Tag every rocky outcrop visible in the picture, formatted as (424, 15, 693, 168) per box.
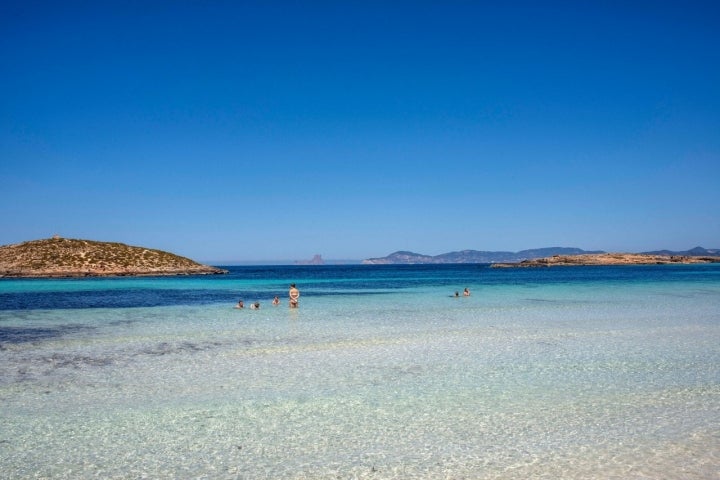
(491, 253, 720, 268)
(295, 254, 325, 265)
(0, 237, 227, 277)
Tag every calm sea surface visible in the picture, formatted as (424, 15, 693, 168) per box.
(1, 264, 719, 479)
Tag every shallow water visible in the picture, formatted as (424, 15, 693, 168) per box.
(1, 264, 719, 478)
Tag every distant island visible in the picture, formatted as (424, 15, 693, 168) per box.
(0, 237, 227, 278)
(492, 252, 720, 267)
(363, 246, 720, 265)
(363, 247, 604, 264)
(295, 254, 325, 265)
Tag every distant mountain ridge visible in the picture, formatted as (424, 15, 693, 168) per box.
(363, 246, 720, 264)
(642, 246, 720, 256)
(492, 252, 720, 268)
(363, 247, 605, 264)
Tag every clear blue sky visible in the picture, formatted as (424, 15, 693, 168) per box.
(2, 1, 719, 262)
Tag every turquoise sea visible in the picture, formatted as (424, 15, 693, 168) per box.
(1, 264, 719, 479)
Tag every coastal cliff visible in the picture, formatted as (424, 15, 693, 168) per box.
(491, 253, 720, 268)
(0, 237, 227, 277)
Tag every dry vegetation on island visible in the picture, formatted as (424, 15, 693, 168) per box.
(492, 253, 720, 268)
(0, 237, 227, 278)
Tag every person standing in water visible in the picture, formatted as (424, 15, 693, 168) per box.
(289, 284, 300, 308)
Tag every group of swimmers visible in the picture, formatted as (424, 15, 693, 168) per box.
(234, 300, 263, 309)
(236, 284, 469, 308)
(234, 283, 301, 310)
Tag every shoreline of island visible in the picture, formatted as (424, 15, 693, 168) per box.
(491, 253, 720, 268)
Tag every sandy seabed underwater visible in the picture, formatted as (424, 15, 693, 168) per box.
(1, 264, 719, 479)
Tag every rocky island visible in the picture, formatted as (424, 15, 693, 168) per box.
(492, 252, 720, 268)
(0, 237, 227, 278)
